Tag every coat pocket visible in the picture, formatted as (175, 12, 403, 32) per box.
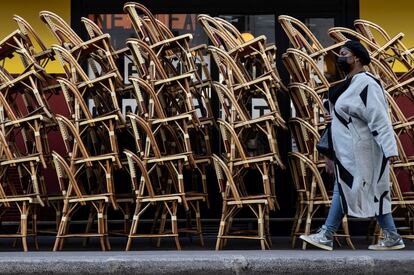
(348, 121, 361, 142)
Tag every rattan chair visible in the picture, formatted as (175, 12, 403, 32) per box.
(288, 151, 354, 249)
(212, 154, 271, 250)
(52, 151, 112, 251)
(354, 19, 414, 71)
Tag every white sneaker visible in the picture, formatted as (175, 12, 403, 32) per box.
(368, 231, 405, 250)
(300, 226, 333, 251)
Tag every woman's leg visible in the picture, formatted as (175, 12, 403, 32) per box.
(376, 212, 397, 233)
(368, 212, 404, 250)
(300, 182, 344, 250)
(324, 182, 345, 234)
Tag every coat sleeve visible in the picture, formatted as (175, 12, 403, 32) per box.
(354, 80, 398, 158)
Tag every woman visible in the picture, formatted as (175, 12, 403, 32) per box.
(300, 40, 404, 251)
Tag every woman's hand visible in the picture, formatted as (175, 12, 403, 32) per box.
(388, 156, 399, 163)
(325, 156, 335, 175)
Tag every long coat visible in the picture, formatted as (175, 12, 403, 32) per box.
(331, 72, 398, 218)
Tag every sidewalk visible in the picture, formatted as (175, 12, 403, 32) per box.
(0, 250, 413, 274)
(0, 237, 412, 274)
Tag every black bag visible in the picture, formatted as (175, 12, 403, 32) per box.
(316, 123, 333, 159)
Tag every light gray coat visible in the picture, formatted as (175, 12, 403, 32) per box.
(331, 72, 398, 218)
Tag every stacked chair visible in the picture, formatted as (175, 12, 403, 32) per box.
(44, 10, 124, 250)
(279, 15, 355, 249)
(198, 14, 286, 250)
(0, 14, 61, 251)
(122, 2, 213, 250)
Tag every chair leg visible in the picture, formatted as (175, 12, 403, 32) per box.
(32, 205, 39, 251)
(292, 204, 306, 248)
(59, 216, 71, 251)
(156, 204, 168, 248)
(222, 220, 232, 248)
(185, 207, 192, 243)
(265, 205, 272, 248)
(290, 201, 300, 243)
(302, 202, 314, 250)
(258, 204, 266, 250)
(171, 201, 181, 250)
(195, 201, 204, 246)
(342, 216, 355, 249)
(373, 223, 382, 245)
(123, 202, 131, 234)
(216, 203, 229, 250)
(104, 205, 111, 250)
(82, 207, 95, 247)
(13, 224, 21, 248)
(53, 214, 66, 251)
(150, 204, 162, 235)
(21, 202, 29, 252)
(126, 201, 142, 251)
(55, 201, 62, 232)
(97, 203, 106, 251)
(59, 204, 74, 251)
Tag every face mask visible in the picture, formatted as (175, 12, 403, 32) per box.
(337, 56, 352, 73)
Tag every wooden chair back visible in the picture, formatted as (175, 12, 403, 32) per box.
(197, 14, 238, 50)
(278, 15, 325, 57)
(212, 154, 242, 206)
(213, 17, 246, 45)
(355, 19, 414, 69)
(123, 2, 164, 45)
(208, 45, 250, 85)
(13, 15, 52, 64)
(126, 38, 169, 81)
(288, 117, 322, 163)
(123, 149, 156, 198)
(57, 77, 94, 122)
(52, 45, 90, 84)
(288, 82, 329, 127)
(212, 81, 250, 124)
(217, 119, 248, 162)
(129, 76, 167, 119)
(55, 114, 91, 161)
(127, 113, 162, 159)
(282, 48, 331, 96)
(40, 11, 84, 49)
(288, 151, 329, 202)
(51, 151, 85, 203)
(81, 17, 105, 39)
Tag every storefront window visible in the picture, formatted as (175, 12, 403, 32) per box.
(218, 15, 275, 44)
(303, 18, 335, 47)
(304, 18, 337, 80)
(87, 13, 211, 116)
(87, 14, 208, 48)
(217, 15, 275, 119)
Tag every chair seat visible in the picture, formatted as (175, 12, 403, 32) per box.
(227, 35, 267, 56)
(66, 194, 111, 203)
(136, 193, 182, 203)
(225, 194, 270, 205)
(150, 33, 193, 51)
(0, 155, 41, 166)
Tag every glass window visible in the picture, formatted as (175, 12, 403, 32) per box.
(87, 13, 211, 116)
(303, 18, 335, 47)
(87, 14, 208, 48)
(218, 15, 275, 119)
(219, 15, 275, 44)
